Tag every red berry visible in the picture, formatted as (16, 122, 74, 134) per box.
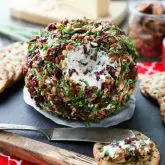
(47, 23, 56, 31)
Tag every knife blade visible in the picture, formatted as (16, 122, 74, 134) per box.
(0, 124, 135, 143)
(48, 128, 135, 143)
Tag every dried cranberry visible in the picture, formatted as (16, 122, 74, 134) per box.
(110, 87, 117, 94)
(38, 60, 44, 67)
(71, 88, 78, 95)
(83, 45, 87, 54)
(42, 84, 47, 89)
(107, 66, 116, 78)
(71, 83, 77, 88)
(47, 23, 56, 31)
(36, 56, 42, 61)
(22, 67, 28, 75)
(125, 154, 132, 161)
(29, 77, 38, 93)
(125, 70, 137, 79)
(101, 82, 105, 90)
(118, 29, 124, 35)
(53, 48, 62, 58)
(47, 48, 59, 60)
(108, 36, 116, 44)
(53, 95, 63, 105)
(63, 20, 69, 25)
(110, 43, 118, 48)
(97, 34, 107, 44)
(27, 59, 33, 68)
(29, 86, 35, 94)
(54, 67, 62, 79)
(55, 58, 60, 64)
(125, 138, 137, 144)
(30, 77, 38, 87)
(29, 38, 37, 42)
(99, 68, 106, 75)
(35, 95, 44, 102)
(59, 54, 65, 60)
(85, 90, 92, 97)
(47, 48, 52, 56)
(40, 38, 47, 43)
(75, 29, 86, 33)
(135, 149, 141, 158)
(62, 44, 67, 50)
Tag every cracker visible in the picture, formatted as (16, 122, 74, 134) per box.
(93, 130, 160, 165)
(140, 72, 165, 122)
(0, 67, 10, 93)
(157, 83, 165, 123)
(10, 62, 23, 81)
(0, 42, 27, 93)
(0, 60, 15, 87)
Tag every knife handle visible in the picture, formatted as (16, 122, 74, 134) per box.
(0, 124, 50, 140)
(0, 131, 96, 165)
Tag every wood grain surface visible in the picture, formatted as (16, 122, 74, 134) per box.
(0, 131, 96, 165)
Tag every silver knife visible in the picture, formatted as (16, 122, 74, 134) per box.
(0, 124, 135, 143)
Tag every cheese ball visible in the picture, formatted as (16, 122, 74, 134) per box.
(24, 18, 137, 122)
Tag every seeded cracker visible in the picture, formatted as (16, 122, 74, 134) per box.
(93, 131, 160, 165)
(140, 72, 165, 123)
(0, 67, 10, 93)
(0, 42, 27, 93)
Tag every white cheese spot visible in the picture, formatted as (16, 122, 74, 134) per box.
(100, 139, 152, 159)
(101, 145, 121, 158)
(65, 43, 110, 89)
(45, 78, 51, 84)
(40, 49, 47, 59)
(118, 141, 125, 148)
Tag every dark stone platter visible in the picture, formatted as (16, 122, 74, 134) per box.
(0, 81, 165, 164)
(0, 1, 164, 164)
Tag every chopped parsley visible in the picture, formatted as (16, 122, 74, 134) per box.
(30, 68, 36, 76)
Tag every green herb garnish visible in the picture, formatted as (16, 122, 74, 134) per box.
(84, 121, 90, 127)
(42, 44, 49, 51)
(30, 68, 36, 76)
(28, 43, 36, 54)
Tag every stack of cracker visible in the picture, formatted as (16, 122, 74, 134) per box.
(140, 72, 165, 122)
(0, 42, 27, 93)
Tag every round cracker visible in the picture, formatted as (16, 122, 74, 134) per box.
(12, 62, 23, 81)
(93, 131, 160, 165)
(0, 60, 15, 87)
(0, 42, 24, 59)
(140, 73, 165, 123)
(0, 42, 27, 82)
(0, 67, 10, 93)
(0, 42, 27, 94)
(140, 73, 165, 100)
(157, 84, 165, 123)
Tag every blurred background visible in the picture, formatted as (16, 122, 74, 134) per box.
(0, 0, 165, 65)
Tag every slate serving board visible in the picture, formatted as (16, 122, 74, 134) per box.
(0, 81, 165, 164)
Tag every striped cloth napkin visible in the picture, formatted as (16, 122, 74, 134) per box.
(137, 62, 165, 75)
(137, 39, 165, 79)
(0, 153, 34, 165)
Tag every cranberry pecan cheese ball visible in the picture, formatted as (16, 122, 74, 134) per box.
(24, 18, 137, 122)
